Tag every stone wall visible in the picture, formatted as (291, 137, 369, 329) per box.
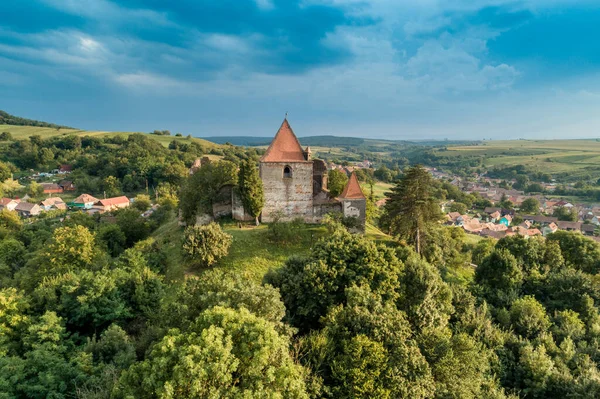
(260, 161, 314, 222)
(342, 198, 367, 231)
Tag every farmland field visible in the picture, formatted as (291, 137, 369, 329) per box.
(437, 139, 600, 177)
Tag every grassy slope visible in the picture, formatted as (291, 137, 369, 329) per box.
(151, 218, 329, 283)
(438, 139, 600, 176)
(0, 124, 219, 149)
(152, 217, 401, 285)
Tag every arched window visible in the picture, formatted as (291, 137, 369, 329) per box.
(283, 165, 292, 178)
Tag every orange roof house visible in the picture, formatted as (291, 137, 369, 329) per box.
(94, 196, 130, 212)
(260, 119, 309, 162)
(338, 172, 366, 200)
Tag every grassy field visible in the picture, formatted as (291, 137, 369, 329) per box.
(152, 216, 399, 284)
(0, 124, 220, 149)
(151, 217, 329, 283)
(438, 139, 600, 178)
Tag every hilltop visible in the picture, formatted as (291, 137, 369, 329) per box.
(0, 110, 73, 129)
(0, 110, 219, 149)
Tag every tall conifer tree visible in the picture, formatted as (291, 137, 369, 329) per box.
(238, 159, 264, 225)
(384, 165, 442, 254)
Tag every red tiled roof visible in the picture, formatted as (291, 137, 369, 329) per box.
(338, 172, 365, 200)
(74, 194, 99, 204)
(260, 119, 307, 162)
(97, 196, 129, 206)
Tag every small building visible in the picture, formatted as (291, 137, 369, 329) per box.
(499, 214, 512, 226)
(542, 222, 559, 236)
(41, 183, 64, 194)
(581, 224, 596, 236)
(15, 202, 41, 217)
(59, 164, 73, 173)
(557, 221, 582, 232)
(40, 197, 67, 211)
(93, 196, 130, 212)
(72, 194, 99, 209)
(58, 180, 76, 192)
(0, 198, 20, 211)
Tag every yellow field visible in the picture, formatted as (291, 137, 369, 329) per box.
(439, 139, 600, 176)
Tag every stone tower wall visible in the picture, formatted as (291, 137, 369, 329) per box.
(342, 198, 367, 231)
(260, 161, 313, 222)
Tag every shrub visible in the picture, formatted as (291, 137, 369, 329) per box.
(267, 215, 304, 244)
(183, 222, 232, 267)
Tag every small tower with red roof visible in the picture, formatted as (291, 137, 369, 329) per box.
(337, 172, 367, 229)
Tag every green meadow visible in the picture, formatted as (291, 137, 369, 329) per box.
(0, 124, 219, 149)
(438, 139, 600, 177)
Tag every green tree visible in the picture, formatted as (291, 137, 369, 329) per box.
(132, 194, 151, 212)
(161, 269, 288, 333)
(238, 159, 264, 225)
(520, 197, 540, 214)
(183, 222, 233, 267)
(27, 181, 44, 197)
(119, 306, 309, 398)
(0, 208, 22, 232)
(97, 223, 127, 257)
(300, 285, 435, 398)
(266, 229, 402, 332)
(509, 296, 551, 339)
(553, 206, 578, 222)
(384, 165, 442, 254)
(475, 249, 523, 307)
(328, 169, 348, 197)
(42, 225, 96, 273)
(179, 161, 237, 224)
(116, 208, 150, 247)
(102, 176, 121, 197)
(448, 202, 467, 214)
(0, 161, 10, 181)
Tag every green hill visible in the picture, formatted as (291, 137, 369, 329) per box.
(0, 110, 73, 129)
(0, 124, 220, 149)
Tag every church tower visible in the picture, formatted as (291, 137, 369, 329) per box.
(260, 119, 314, 222)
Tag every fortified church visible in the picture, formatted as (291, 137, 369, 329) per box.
(204, 118, 366, 227)
(259, 118, 366, 226)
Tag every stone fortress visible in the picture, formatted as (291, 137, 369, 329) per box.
(206, 118, 366, 227)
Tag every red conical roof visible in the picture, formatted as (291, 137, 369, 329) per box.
(261, 119, 307, 162)
(338, 172, 365, 199)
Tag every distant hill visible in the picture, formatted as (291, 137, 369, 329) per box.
(203, 135, 373, 147)
(0, 110, 73, 129)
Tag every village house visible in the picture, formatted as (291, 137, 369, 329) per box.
(0, 198, 20, 211)
(41, 183, 63, 194)
(58, 180, 76, 191)
(15, 202, 41, 217)
(499, 214, 512, 226)
(72, 194, 99, 209)
(93, 196, 130, 212)
(557, 221, 582, 232)
(542, 222, 559, 236)
(40, 197, 67, 211)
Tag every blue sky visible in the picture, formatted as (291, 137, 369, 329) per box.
(2, 0, 600, 140)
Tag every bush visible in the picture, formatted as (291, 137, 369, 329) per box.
(133, 194, 151, 212)
(266, 215, 305, 244)
(183, 222, 232, 267)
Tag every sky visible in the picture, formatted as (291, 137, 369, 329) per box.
(2, 0, 600, 140)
